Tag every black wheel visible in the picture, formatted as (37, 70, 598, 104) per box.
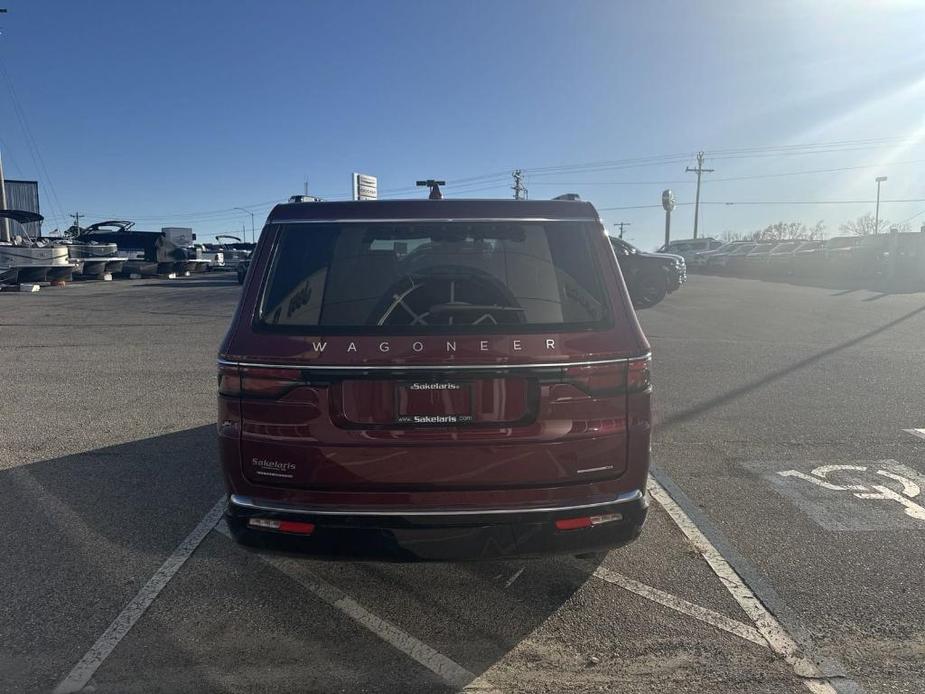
(632, 271, 668, 309)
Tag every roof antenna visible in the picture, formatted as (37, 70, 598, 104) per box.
(416, 179, 445, 200)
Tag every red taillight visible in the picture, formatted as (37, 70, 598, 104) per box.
(627, 356, 651, 392)
(247, 517, 315, 535)
(564, 363, 626, 394)
(240, 366, 304, 399)
(218, 363, 305, 399)
(218, 364, 241, 396)
(555, 512, 622, 531)
(564, 356, 650, 396)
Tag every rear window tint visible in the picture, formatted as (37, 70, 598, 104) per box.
(258, 221, 610, 333)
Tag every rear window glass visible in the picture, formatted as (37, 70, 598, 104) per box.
(258, 221, 610, 333)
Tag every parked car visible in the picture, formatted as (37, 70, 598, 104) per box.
(853, 232, 925, 288)
(707, 242, 756, 273)
(609, 236, 686, 308)
(739, 242, 777, 275)
(218, 197, 652, 561)
(823, 236, 864, 282)
(764, 240, 803, 277)
(789, 240, 826, 280)
(656, 237, 724, 263)
(887, 232, 925, 289)
(853, 234, 891, 282)
(889, 232, 925, 287)
(236, 258, 250, 284)
(692, 240, 750, 272)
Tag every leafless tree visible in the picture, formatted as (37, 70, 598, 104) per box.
(839, 213, 911, 236)
(746, 220, 826, 242)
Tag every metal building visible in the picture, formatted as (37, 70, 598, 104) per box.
(2, 179, 42, 237)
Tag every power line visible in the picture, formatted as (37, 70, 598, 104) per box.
(0, 57, 67, 226)
(598, 197, 925, 211)
(519, 137, 924, 180)
(521, 157, 925, 187)
(61, 134, 925, 226)
(896, 208, 925, 225)
(705, 136, 910, 156)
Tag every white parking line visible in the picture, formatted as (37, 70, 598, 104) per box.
(904, 428, 925, 441)
(53, 497, 226, 694)
(213, 522, 489, 692)
(648, 478, 838, 694)
(581, 562, 768, 647)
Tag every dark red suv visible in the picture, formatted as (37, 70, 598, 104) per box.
(217, 198, 651, 560)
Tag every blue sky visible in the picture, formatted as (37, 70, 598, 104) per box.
(0, 0, 923, 247)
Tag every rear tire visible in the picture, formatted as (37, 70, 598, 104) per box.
(632, 272, 668, 309)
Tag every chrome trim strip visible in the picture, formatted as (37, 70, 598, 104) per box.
(217, 354, 650, 371)
(270, 217, 599, 224)
(229, 489, 643, 517)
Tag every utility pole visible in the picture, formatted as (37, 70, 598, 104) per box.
(70, 212, 82, 236)
(874, 176, 887, 234)
(304, 178, 309, 196)
(613, 222, 631, 239)
(686, 151, 714, 239)
(234, 207, 255, 243)
(512, 169, 527, 200)
(0, 10, 12, 242)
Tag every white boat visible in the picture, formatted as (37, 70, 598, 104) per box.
(210, 236, 253, 271)
(60, 241, 126, 276)
(0, 242, 74, 282)
(194, 245, 225, 270)
(0, 210, 74, 283)
(0, 261, 19, 284)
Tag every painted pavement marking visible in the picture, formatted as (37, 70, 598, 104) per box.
(648, 478, 839, 694)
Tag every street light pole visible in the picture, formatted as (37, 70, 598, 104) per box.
(234, 207, 255, 243)
(874, 176, 887, 235)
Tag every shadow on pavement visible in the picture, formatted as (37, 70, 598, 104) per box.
(0, 426, 223, 692)
(0, 425, 600, 693)
(136, 278, 239, 289)
(658, 303, 925, 431)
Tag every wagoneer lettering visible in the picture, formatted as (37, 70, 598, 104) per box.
(218, 198, 652, 560)
(277, 336, 574, 356)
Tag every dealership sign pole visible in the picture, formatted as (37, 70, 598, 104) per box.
(352, 173, 378, 201)
(662, 189, 675, 248)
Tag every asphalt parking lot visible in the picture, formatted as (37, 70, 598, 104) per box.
(2, 273, 923, 693)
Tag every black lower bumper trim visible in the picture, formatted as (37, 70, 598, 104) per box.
(225, 496, 649, 562)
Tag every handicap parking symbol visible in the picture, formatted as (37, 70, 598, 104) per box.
(748, 460, 925, 531)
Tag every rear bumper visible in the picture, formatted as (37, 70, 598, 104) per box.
(225, 490, 648, 561)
